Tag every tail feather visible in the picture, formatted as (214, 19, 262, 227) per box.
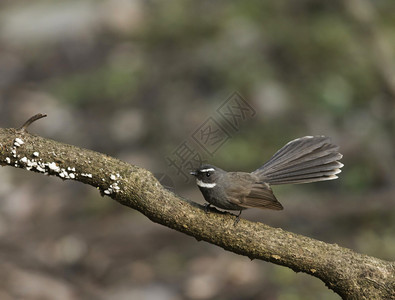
(265, 150, 342, 176)
(263, 169, 341, 185)
(260, 136, 330, 170)
(268, 160, 343, 179)
(253, 136, 343, 185)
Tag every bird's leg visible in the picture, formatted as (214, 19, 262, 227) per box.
(234, 210, 242, 226)
(204, 203, 212, 213)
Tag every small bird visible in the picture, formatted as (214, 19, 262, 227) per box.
(190, 136, 343, 221)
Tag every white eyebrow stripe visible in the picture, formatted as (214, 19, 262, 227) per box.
(196, 179, 216, 188)
(199, 168, 215, 172)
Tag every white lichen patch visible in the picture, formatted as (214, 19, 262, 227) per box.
(9, 147, 93, 182)
(36, 165, 46, 173)
(110, 182, 120, 191)
(81, 173, 93, 178)
(110, 174, 117, 180)
(26, 160, 37, 169)
(103, 181, 121, 196)
(59, 169, 68, 178)
(14, 138, 24, 147)
(48, 162, 60, 172)
(58, 168, 76, 180)
(15, 156, 77, 180)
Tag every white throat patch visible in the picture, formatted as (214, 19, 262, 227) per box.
(196, 179, 216, 188)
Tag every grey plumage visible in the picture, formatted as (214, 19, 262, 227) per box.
(191, 136, 343, 216)
(253, 136, 343, 185)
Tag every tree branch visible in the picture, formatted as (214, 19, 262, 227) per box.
(0, 117, 394, 299)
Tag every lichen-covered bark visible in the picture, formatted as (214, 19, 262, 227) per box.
(0, 127, 394, 299)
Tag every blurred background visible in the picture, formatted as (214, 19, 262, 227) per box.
(0, 0, 394, 299)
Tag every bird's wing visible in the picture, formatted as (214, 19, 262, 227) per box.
(224, 173, 283, 210)
(242, 183, 283, 210)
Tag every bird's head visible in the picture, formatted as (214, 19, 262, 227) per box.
(190, 164, 223, 188)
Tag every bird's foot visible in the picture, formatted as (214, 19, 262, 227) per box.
(233, 210, 242, 226)
(204, 203, 212, 213)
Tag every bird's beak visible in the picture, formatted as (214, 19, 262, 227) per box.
(190, 170, 197, 176)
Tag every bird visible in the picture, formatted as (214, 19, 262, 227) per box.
(190, 136, 343, 222)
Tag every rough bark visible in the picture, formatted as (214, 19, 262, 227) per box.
(0, 120, 394, 300)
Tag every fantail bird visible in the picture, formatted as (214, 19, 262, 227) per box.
(190, 136, 343, 220)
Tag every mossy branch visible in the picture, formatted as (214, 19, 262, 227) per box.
(0, 115, 394, 300)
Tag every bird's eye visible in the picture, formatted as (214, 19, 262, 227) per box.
(205, 172, 210, 177)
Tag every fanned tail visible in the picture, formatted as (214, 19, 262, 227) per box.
(253, 136, 343, 185)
